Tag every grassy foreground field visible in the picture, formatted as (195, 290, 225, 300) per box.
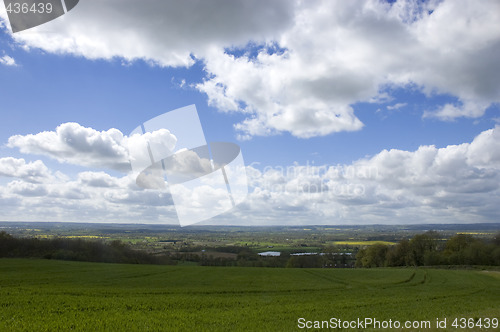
(0, 259, 499, 331)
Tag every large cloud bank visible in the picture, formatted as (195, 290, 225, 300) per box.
(2, 124, 499, 224)
(1, 0, 498, 139)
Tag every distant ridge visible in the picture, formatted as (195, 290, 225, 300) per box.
(1, 221, 499, 232)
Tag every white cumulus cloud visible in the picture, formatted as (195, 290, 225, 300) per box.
(0, 157, 51, 183)
(3, 0, 498, 138)
(199, 0, 500, 138)
(1, 0, 294, 67)
(237, 126, 500, 224)
(7, 123, 178, 173)
(1, 126, 499, 224)
(0, 0, 500, 139)
(7, 122, 131, 171)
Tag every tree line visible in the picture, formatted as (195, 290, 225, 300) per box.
(0, 231, 173, 265)
(356, 231, 500, 268)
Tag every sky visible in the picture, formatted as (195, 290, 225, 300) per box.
(0, 0, 499, 226)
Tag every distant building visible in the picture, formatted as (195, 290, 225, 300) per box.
(258, 251, 281, 257)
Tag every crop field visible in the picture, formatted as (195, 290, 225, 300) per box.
(333, 240, 397, 246)
(0, 259, 499, 331)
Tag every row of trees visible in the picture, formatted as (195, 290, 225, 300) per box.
(356, 231, 500, 268)
(0, 231, 174, 265)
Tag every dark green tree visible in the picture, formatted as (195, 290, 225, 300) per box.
(408, 231, 439, 266)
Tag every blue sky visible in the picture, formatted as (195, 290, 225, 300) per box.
(0, 0, 499, 225)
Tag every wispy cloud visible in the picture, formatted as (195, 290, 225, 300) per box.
(387, 103, 407, 111)
(0, 55, 17, 66)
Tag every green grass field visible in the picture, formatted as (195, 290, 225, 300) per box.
(0, 259, 499, 331)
